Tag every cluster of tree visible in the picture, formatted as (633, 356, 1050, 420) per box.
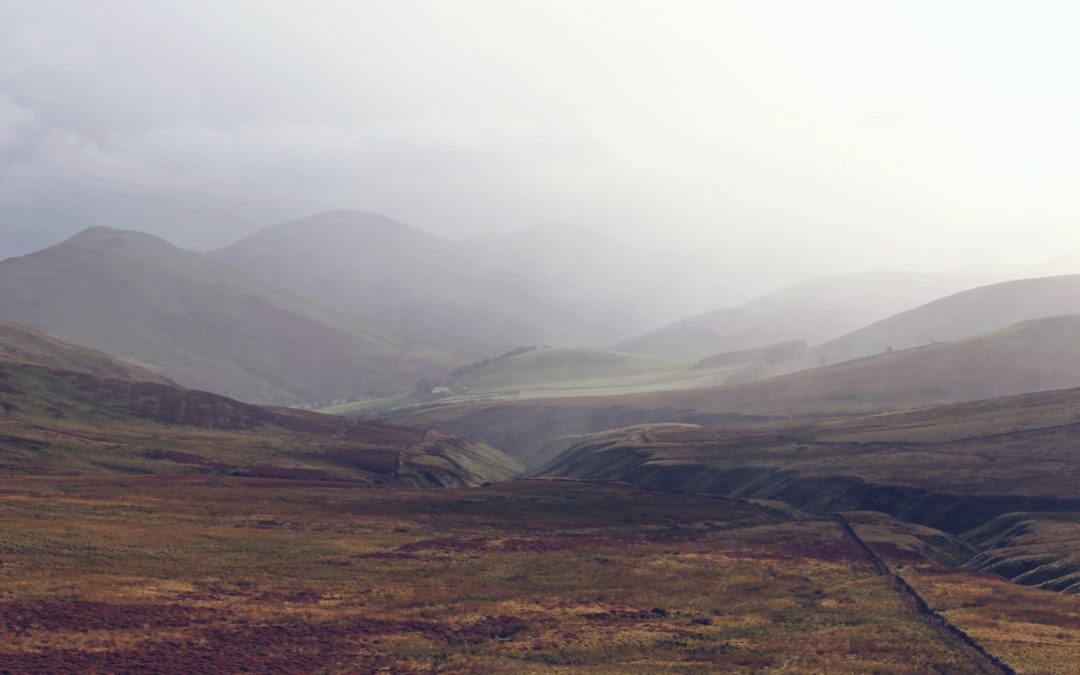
(447, 345, 538, 381)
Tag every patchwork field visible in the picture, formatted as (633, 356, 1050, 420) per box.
(1, 477, 1073, 672)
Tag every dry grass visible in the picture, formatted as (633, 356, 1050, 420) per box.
(0, 478, 990, 673)
(850, 513, 1080, 675)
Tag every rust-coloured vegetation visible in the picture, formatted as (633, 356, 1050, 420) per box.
(5, 478, 1070, 672)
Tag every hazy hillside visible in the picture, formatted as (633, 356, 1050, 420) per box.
(465, 222, 739, 337)
(394, 314, 1080, 467)
(0, 322, 521, 486)
(0, 319, 169, 384)
(694, 340, 807, 370)
(617, 270, 994, 356)
(592, 314, 1080, 416)
(0, 226, 426, 404)
(814, 274, 1080, 365)
(214, 211, 629, 358)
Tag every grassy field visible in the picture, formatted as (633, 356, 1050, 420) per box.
(0, 477, 1034, 673)
(318, 393, 413, 416)
(320, 348, 746, 417)
(450, 348, 709, 394)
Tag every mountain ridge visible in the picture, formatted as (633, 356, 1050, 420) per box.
(616, 270, 998, 356)
(0, 225, 427, 404)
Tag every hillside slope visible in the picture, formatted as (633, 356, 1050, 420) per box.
(537, 386, 1080, 529)
(214, 211, 622, 357)
(617, 270, 992, 356)
(0, 226, 425, 404)
(0, 319, 169, 384)
(393, 314, 1080, 464)
(0, 323, 520, 486)
(813, 273, 1080, 365)
(614, 313, 1080, 417)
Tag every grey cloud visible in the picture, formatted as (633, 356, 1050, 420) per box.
(2, 0, 1080, 290)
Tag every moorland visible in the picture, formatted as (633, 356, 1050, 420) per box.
(3, 213, 1080, 673)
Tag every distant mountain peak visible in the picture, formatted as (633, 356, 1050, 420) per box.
(217, 209, 443, 252)
(299, 208, 406, 224)
(48, 226, 181, 256)
(69, 224, 118, 236)
(64, 225, 169, 244)
(272, 209, 419, 233)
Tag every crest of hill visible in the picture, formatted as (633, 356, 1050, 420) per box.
(616, 270, 995, 356)
(0, 225, 423, 404)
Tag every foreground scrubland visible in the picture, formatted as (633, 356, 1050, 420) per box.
(2, 478, 1076, 672)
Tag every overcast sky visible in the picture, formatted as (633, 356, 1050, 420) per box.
(3, 1, 1080, 283)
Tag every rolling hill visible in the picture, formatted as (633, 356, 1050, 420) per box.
(1, 327, 1072, 670)
(538, 386, 1080, 507)
(0, 226, 429, 404)
(391, 314, 1080, 466)
(213, 211, 625, 358)
(617, 270, 995, 356)
(0, 319, 170, 384)
(812, 273, 1080, 366)
(0, 321, 520, 486)
(613, 313, 1080, 417)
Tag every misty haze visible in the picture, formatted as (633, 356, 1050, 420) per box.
(1, 2, 1079, 672)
